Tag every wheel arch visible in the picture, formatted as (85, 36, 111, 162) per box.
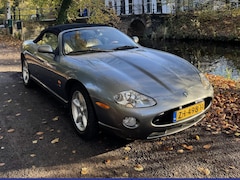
(21, 53, 25, 64)
(65, 78, 99, 119)
(65, 79, 91, 103)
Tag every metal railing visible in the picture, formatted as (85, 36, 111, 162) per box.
(9, 7, 57, 21)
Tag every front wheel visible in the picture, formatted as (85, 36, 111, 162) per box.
(22, 60, 32, 87)
(70, 85, 98, 140)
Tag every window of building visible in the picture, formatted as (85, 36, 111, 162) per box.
(114, 0, 117, 11)
(147, 0, 152, 13)
(120, 0, 126, 14)
(129, 0, 133, 14)
(157, 0, 162, 13)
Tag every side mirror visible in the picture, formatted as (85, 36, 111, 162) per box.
(132, 36, 139, 43)
(38, 45, 54, 54)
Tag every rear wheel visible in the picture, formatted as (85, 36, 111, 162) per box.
(22, 60, 32, 87)
(70, 85, 98, 140)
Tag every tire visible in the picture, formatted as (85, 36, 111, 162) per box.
(70, 85, 98, 140)
(22, 60, 32, 87)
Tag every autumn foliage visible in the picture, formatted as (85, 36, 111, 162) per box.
(0, 34, 22, 47)
(201, 74, 240, 137)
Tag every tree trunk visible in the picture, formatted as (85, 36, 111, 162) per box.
(56, 0, 72, 24)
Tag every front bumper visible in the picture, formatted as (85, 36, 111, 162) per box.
(99, 113, 205, 140)
(97, 96, 212, 140)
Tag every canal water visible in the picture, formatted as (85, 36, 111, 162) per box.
(143, 40, 240, 80)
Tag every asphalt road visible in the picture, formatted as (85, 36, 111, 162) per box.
(0, 45, 239, 178)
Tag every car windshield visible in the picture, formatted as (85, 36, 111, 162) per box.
(62, 27, 139, 55)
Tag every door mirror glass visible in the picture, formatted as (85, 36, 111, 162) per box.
(38, 45, 54, 54)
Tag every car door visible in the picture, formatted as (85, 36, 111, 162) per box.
(35, 32, 69, 101)
(34, 32, 60, 90)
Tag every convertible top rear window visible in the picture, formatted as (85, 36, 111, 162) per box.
(34, 23, 107, 43)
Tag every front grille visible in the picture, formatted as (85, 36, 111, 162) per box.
(152, 97, 212, 125)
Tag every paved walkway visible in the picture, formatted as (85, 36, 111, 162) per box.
(0, 40, 21, 72)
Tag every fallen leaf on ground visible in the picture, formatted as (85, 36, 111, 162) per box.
(229, 166, 236, 169)
(134, 164, 144, 171)
(52, 116, 59, 121)
(0, 135, 3, 140)
(36, 132, 44, 136)
(0, 163, 5, 167)
(182, 144, 193, 151)
(6, 99, 12, 103)
(212, 131, 221, 135)
(235, 132, 240, 137)
(30, 154, 36, 157)
(197, 167, 210, 175)
(163, 146, 174, 151)
(195, 135, 200, 140)
(32, 140, 38, 144)
(7, 129, 15, 133)
(51, 138, 59, 144)
(161, 137, 167, 141)
(122, 172, 129, 177)
(203, 144, 211, 149)
(81, 167, 88, 175)
(124, 146, 131, 152)
(177, 149, 184, 153)
(104, 159, 111, 165)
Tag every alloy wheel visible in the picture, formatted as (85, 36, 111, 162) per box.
(71, 90, 88, 132)
(22, 61, 30, 85)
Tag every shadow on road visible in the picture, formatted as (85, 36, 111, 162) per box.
(0, 72, 128, 172)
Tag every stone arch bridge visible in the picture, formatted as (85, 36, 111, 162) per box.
(118, 14, 169, 39)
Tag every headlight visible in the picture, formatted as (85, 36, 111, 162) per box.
(114, 90, 156, 108)
(200, 73, 211, 89)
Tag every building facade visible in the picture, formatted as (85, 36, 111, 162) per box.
(104, 0, 176, 15)
(105, 0, 240, 15)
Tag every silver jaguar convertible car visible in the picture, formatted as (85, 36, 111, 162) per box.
(21, 23, 213, 140)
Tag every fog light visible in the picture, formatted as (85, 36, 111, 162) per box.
(123, 117, 138, 129)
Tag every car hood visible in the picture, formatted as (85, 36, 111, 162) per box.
(70, 48, 201, 97)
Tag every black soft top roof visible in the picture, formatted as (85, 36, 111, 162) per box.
(34, 23, 107, 42)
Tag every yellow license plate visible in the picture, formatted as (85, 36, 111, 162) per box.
(173, 101, 205, 122)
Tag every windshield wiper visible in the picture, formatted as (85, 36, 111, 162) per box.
(113, 45, 138, 50)
(66, 48, 112, 55)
